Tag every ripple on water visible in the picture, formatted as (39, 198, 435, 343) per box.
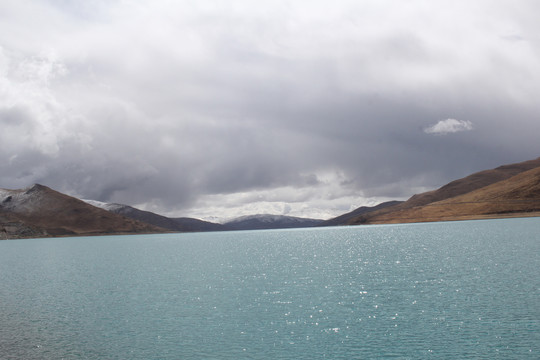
(0, 218, 539, 359)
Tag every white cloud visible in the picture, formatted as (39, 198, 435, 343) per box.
(146, 171, 398, 222)
(424, 119, 474, 135)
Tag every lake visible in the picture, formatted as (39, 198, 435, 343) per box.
(1, 217, 539, 359)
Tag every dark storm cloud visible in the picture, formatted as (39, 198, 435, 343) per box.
(1, 0, 540, 219)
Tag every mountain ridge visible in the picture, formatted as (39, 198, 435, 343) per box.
(2, 156, 540, 238)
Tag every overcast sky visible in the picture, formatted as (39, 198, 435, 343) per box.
(1, 0, 540, 221)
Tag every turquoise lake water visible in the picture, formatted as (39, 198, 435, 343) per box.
(1, 217, 539, 359)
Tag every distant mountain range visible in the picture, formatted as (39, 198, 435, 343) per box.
(2, 157, 540, 239)
(85, 200, 323, 231)
(84, 200, 227, 232)
(223, 214, 323, 230)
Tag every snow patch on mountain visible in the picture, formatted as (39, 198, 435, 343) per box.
(0, 184, 48, 212)
(83, 199, 125, 212)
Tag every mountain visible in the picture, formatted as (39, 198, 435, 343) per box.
(0, 184, 166, 239)
(224, 214, 324, 230)
(84, 200, 225, 232)
(345, 157, 540, 225)
(320, 201, 403, 227)
(3, 157, 539, 238)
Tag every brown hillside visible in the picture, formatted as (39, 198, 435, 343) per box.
(405, 157, 540, 208)
(350, 166, 540, 224)
(346, 157, 540, 225)
(1, 184, 166, 238)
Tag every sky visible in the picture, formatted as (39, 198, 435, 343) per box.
(1, 0, 540, 222)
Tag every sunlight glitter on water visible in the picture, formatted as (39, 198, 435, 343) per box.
(0, 218, 539, 359)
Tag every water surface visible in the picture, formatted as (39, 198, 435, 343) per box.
(1, 218, 539, 359)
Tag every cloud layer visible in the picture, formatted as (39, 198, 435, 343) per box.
(2, 0, 540, 220)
